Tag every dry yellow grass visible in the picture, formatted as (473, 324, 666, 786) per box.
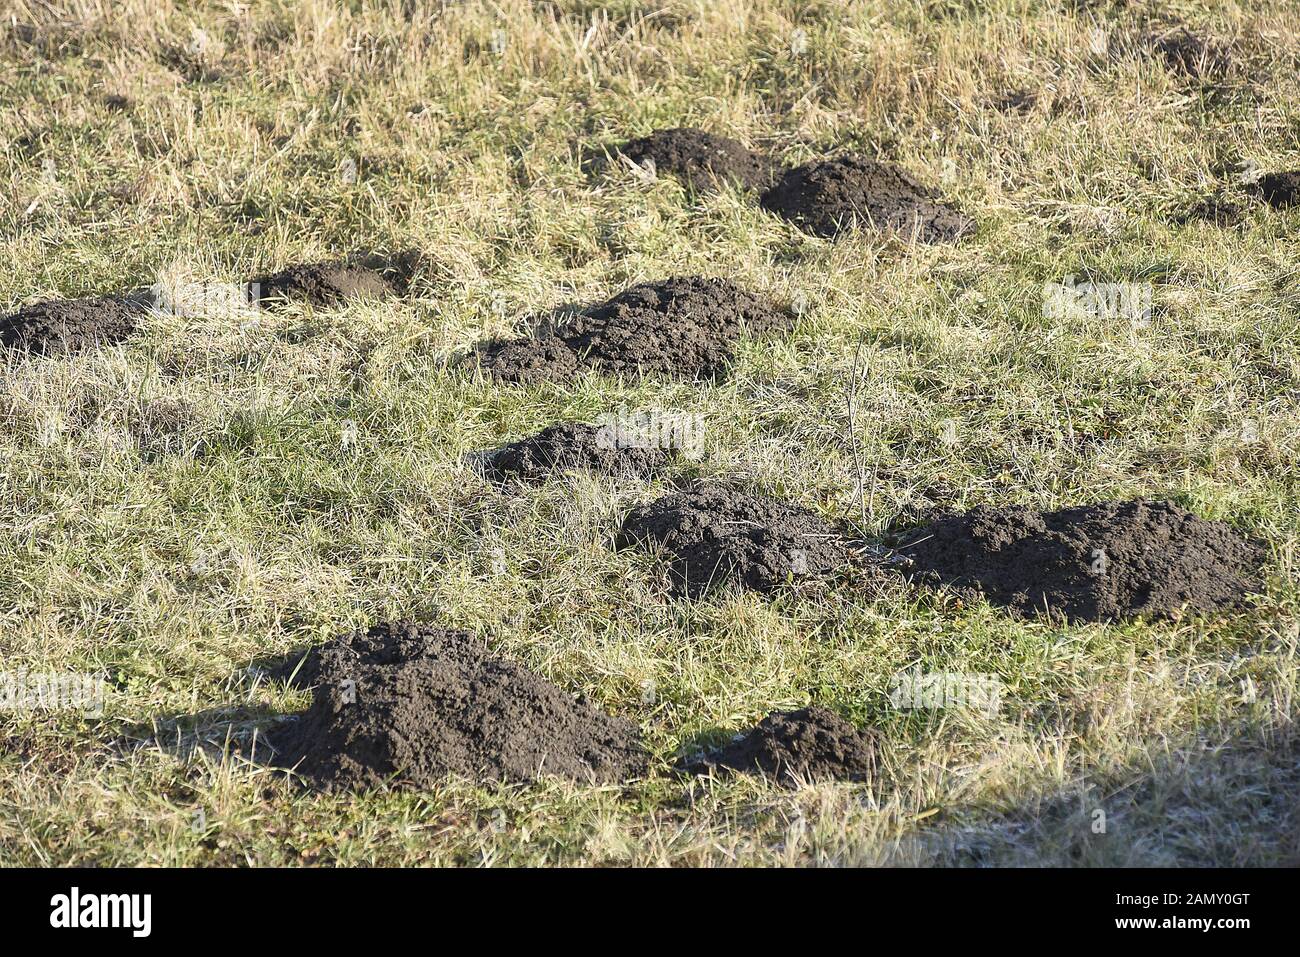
(0, 0, 1297, 865)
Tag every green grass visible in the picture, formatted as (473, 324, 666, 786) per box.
(0, 0, 1298, 866)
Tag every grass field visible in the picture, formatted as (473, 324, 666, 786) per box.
(1, 0, 1298, 866)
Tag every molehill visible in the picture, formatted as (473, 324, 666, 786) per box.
(268, 621, 648, 790)
(894, 499, 1264, 623)
(615, 127, 775, 192)
(617, 484, 851, 598)
(472, 276, 793, 385)
(678, 706, 878, 785)
(761, 155, 973, 242)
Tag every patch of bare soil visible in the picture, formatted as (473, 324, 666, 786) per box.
(0, 292, 150, 355)
(614, 127, 775, 192)
(760, 155, 973, 242)
(678, 707, 878, 784)
(471, 276, 793, 385)
(266, 621, 648, 790)
(893, 499, 1265, 623)
(479, 421, 674, 484)
(617, 484, 852, 598)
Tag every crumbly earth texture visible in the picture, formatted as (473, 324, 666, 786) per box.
(1173, 192, 1245, 226)
(7, 0, 1300, 871)
(473, 276, 793, 384)
(251, 260, 396, 307)
(1254, 171, 1300, 210)
(760, 155, 974, 241)
(894, 499, 1265, 623)
(614, 127, 775, 192)
(678, 706, 878, 784)
(480, 421, 674, 484)
(267, 621, 648, 790)
(617, 484, 851, 597)
(0, 293, 149, 355)
(1146, 26, 1232, 78)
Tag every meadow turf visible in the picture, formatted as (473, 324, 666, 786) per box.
(0, 0, 1298, 865)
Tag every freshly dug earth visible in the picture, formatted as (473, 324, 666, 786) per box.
(678, 707, 877, 784)
(1253, 172, 1300, 210)
(472, 276, 792, 384)
(267, 621, 647, 790)
(617, 484, 851, 598)
(1147, 26, 1231, 79)
(0, 293, 149, 355)
(761, 155, 973, 241)
(895, 499, 1264, 623)
(1172, 192, 1244, 226)
(615, 127, 775, 192)
(268, 618, 453, 691)
(480, 422, 673, 484)
(251, 259, 397, 307)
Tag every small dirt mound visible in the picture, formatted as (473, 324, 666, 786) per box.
(1172, 192, 1244, 226)
(1252, 172, 1300, 211)
(251, 261, 394, 307)
(761, 155, 973, 242)
(678, 707, 877, 784)
(993, 89, 1037, 114)
(894, 499, 1264, 623)
(472, 276, 792, 385)
(614, 127, 775, 192)
(1, 292, 150, 356)
(480, 422, 674, 484)
(266, 621, 647, 790)
(617, 484, 850, 598)
(1147, 27, 1232, 79)
(267, 619, 454, 690)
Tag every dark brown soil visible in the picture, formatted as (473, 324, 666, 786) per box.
(1147, 27, 1232, 79)
(1172, 192, 1245, 226)
(760, 155, 974, 241)
(1252, 172, 1300, 210)
(617, 484, 851, 598)
(471, 276, 792, 385)
(614, 127, 775, 192)
(480, 422, 674, 484)
(993, 89, 1037, 114)
(0, 292, 150, 356)
(251, 261, 394, 307)
(894, 499, 1265, 623)
(678, 707, 877, 784)
(266, 621, 647, 790)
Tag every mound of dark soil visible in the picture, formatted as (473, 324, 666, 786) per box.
(251, 251, 423, 308)
(1147, 27, 1231, 79)
(895, 499, 1264, 623)
(678, 707, 877, 784)
(252, 261, 394, 307)
(617, 484, 850, 598)
(480, 422, 674, 484)
(1172, 192, 1244, 226)
(267, 621, 647, 790)
(761, 155, 973, 242)
(1252, 172, 1300, 210)
(472, 276, 792, 385)
(0, 292, 150, 355)
(993, 89, 1037, 114)
(267, 619, 453, 691)
(614, 127, 775, 192)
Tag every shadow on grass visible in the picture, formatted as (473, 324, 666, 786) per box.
(894, 727, 1300, 867)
